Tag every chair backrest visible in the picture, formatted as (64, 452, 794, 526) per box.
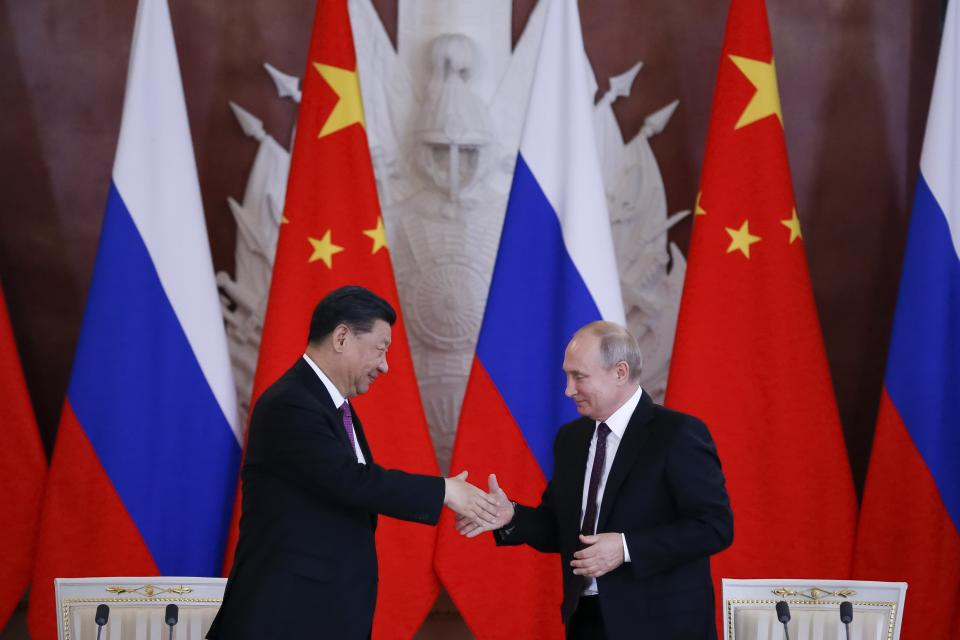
(721, 578, 907, 640)
(54, 576, 227, 640)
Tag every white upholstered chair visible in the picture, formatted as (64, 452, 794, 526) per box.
(721, 578, 907, 640)
(54, 576, 227, 640)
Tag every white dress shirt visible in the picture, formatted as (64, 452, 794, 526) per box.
(579, 383, 644, 595)
(302, 354, 366, 464)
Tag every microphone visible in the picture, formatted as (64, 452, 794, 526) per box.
(840, 601, 853, 640)
(775, 600, 791, 640)
(94, 604, 109, 640)
(165, 603, 179, 640)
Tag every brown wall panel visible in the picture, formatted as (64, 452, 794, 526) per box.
(0, 1, 945, 637)
(0, 0, 942, 546)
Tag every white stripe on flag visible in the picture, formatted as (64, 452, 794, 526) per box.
(519, 0, 625, 324)
(919, 0, 960, 260)
(111, 0, 239, 439)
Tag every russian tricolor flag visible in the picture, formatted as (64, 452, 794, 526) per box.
(854, 1, 960, 636)
(28, 1, 241, 637)
(434, 1, 624, 636)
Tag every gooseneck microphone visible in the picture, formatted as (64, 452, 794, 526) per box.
(775, 600, 791, 640)
(94, 604, 110, 640)
(840, 601, 853, 640)
(165, 603, 179, 640)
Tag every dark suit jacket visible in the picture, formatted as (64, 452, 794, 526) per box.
(207, 358, 445, 639)
(496, 391, 733, 639)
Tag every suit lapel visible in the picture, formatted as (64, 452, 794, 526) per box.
(563, 420, 595, 530)
(597, 391, 656, 532)
(292, 358, 353, 452)
(350, 406, 378, 529)
(351, 408, 375, 465)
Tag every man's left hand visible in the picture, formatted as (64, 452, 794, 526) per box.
(571, 533, 624, 578)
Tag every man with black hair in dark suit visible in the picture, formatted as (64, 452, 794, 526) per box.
(459, 321, 733, 640)
(209, 285, 497, 639)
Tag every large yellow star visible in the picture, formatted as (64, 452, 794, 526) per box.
(314, 62, 366, 138)
(695, 191, 707, 216)
(725, 220, 761, 258)
(781, 208, 802, 243)
(362, 217, 388, 254)
(307, 229, 344, 268)
(729, 55, 783, 130)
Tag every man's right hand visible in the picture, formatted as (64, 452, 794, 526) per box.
(443, 471, 499, 527)
(456, 473, 515, 538)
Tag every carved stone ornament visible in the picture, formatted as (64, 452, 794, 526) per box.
(218, 0, 687, 471)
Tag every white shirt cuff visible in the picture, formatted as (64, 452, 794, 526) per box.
(621, 533, 631, 562)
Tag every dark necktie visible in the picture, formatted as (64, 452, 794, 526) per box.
(339, 401, 358, 453)
(580, 422, 611, 537)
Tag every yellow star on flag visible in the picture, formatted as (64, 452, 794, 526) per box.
(781, 208, 802, 243)
(362, 217, 388, 254)
(725, 220, 761, 258)
(314, 62, 366, 138)
(729, 55, 783, 130)
(695, 191, 707, 216)
(308, 229, 344, 268)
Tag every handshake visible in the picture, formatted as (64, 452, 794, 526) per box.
(443, 472, 516, 537)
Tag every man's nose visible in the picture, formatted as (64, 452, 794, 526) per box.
(564, 377, 575, 397)
(379, 354, 388, 374)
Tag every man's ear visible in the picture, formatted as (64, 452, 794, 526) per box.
(616, 361, 630, 383)
(332, 324, 350, 352)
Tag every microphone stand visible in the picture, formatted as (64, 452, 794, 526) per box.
(840, 601, 853, 640)
(165, 603, 179, 640)
(94, 604, 109, 640)
(775, 600, 791, 640)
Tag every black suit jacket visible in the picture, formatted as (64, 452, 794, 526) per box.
(207, 358, 445, 639)
(496, 391, 733, 639)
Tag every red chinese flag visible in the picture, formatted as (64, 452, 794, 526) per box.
(221, 1, 441, 636)
(665, 0, 857, 606)
(0, 286, 47, 630)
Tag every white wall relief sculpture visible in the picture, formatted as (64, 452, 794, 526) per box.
(216, 64, 298, 428)
(588, 63, 691, 403)
(349, 0, 546, 471)
(219, 0, 686, 466)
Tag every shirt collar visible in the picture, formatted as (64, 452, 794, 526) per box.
(302, 353, 347, 409)
(598, 383, 644, 439)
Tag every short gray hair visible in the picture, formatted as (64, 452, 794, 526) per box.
(579, 321, 643, 381)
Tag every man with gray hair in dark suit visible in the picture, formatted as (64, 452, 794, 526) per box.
(460, 321, 733, 639)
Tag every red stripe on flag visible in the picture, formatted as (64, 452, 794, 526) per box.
(360, 314, 442, 637)
(27, 403, 158, 640)
(854, 389, 960, 638)
(0, 287, 46, 629)
(435, 359, 564, 639)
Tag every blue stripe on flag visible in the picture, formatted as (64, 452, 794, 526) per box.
(68, 182, 242, 575)
(885, 173, 960, 530)
(477, 155, 603, 478)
